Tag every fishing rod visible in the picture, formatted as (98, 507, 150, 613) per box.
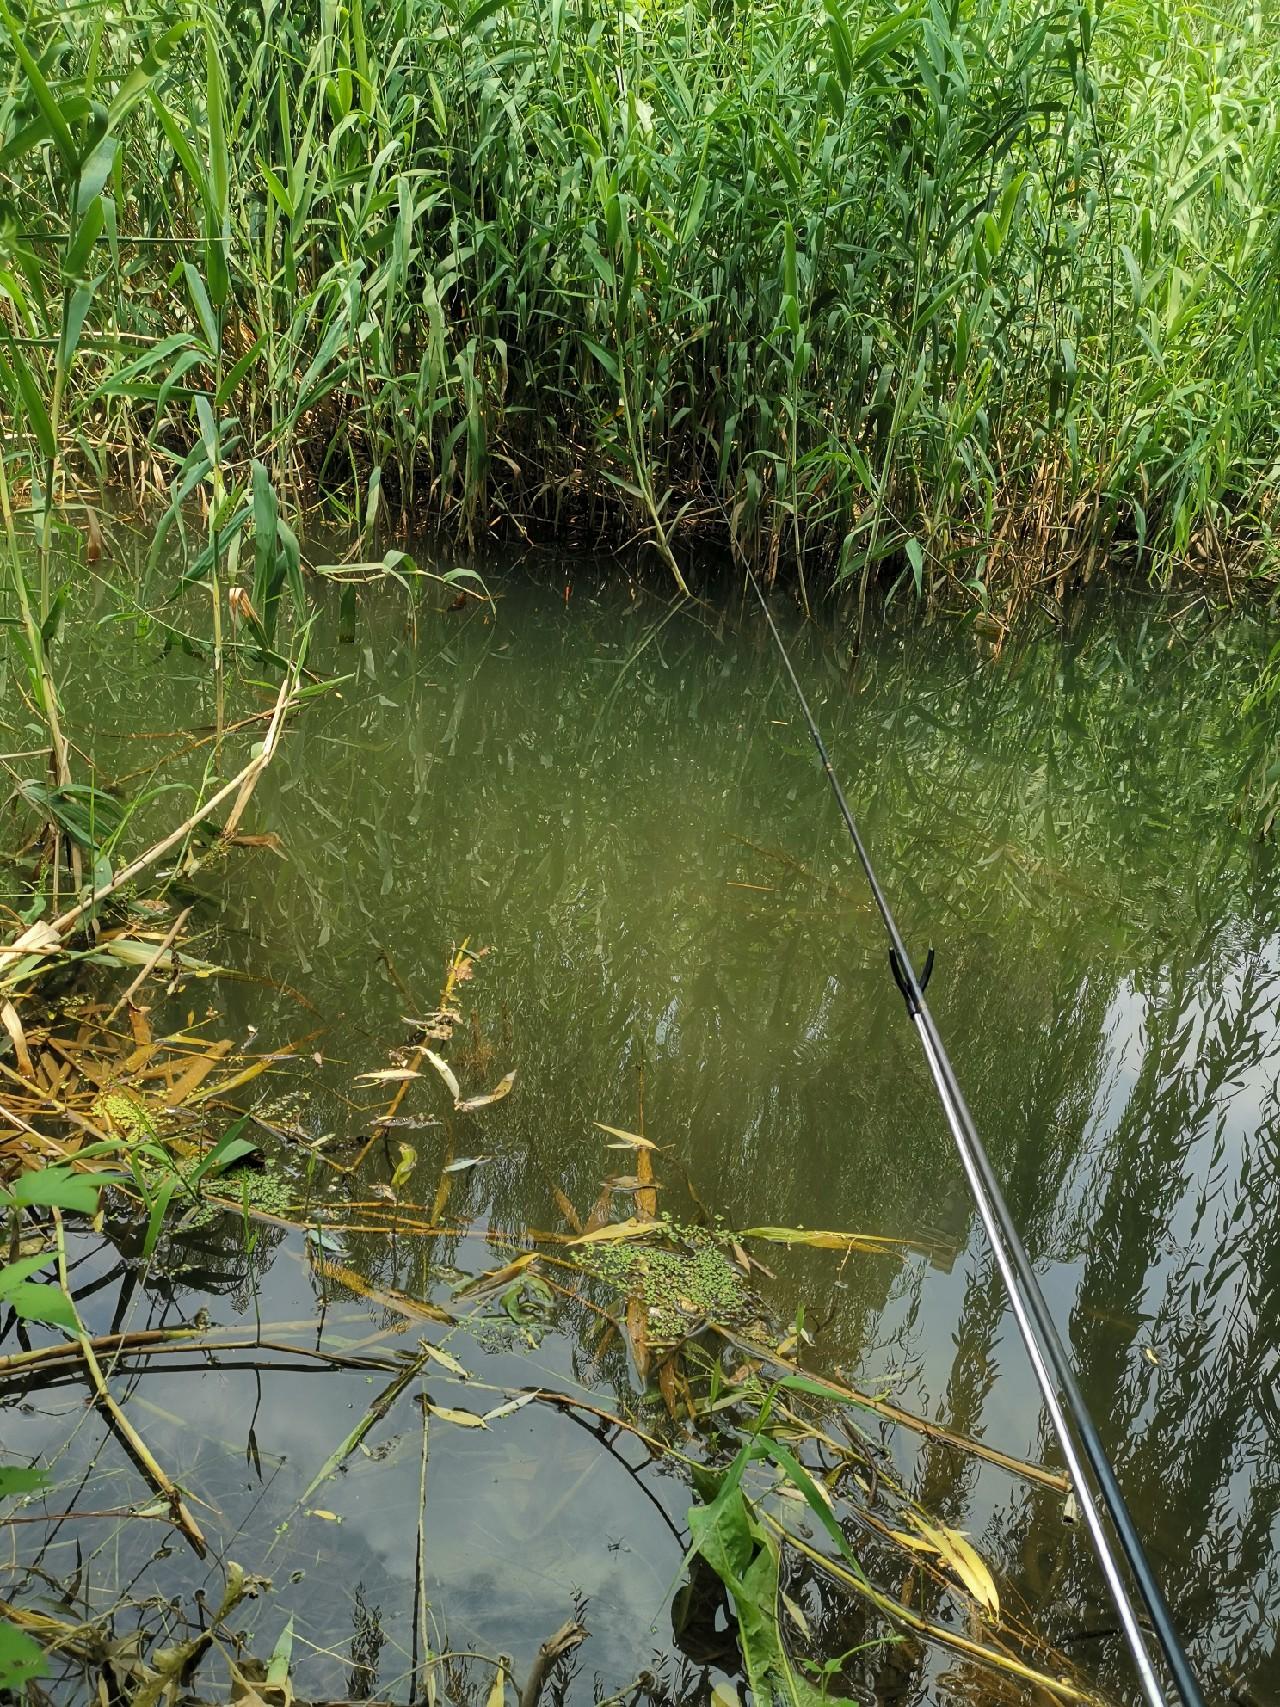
(745, 569, 1204, 1707)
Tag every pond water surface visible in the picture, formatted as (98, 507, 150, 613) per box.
(2, 556, 1279, 1707)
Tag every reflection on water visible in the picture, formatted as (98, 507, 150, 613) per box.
(3, 559, 1279, 1704)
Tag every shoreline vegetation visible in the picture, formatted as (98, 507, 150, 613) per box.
(0, 0, 1278, 618)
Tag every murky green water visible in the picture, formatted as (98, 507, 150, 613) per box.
(3, 557, 1279, 1705)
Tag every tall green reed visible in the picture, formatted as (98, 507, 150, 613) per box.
(1, 0, 1278, 607)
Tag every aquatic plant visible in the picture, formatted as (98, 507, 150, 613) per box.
(0, 0, 1277, 610)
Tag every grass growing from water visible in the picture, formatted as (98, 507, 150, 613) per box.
(0, 0, 1278, 613)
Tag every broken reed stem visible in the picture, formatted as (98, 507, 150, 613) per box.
(103, 906, 192, 1024)
(518, 1618, 588, 1707)
(51, 1209, 207, 1558)
(768, 1517, 1104, 1705)
(0, 670, 298, 976)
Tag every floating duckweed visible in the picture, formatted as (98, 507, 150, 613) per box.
(574, 1224, 752, 1340)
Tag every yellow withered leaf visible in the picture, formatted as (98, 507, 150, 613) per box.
(355, 1068, 422, 1084)
(422, 1341, 468, 1379)
(893, 1516, 1000, 1617)
(427, 1404, 488, 1428)
(594, 1122, 658, 1150)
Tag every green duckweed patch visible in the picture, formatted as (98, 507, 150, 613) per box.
(572, 1221, 756, 1340)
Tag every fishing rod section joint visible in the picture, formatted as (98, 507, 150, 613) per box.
(889, 944, 934, 1014)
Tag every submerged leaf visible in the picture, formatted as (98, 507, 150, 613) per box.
(741, 1227, 906, 1254)
(569, 1218, 654, 1246)
(482, 1393, 536, 1423)
(454, 1252, 537, 1296)
(781, 1591, 811, 1639)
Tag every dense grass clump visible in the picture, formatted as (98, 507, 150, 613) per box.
(1, 0, 1278, 606)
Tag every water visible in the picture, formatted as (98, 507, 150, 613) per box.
(2, 557, 1278, 1706)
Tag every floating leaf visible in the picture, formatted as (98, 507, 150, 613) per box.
(307, 1509, 341, 1522)
(482, 1393, 536, 1423)
(426, 1404, 487, 1428)
(443, 1155, 489, 1174)
(486, 1665, 507, 1707)
(594, 1122, 658, 1150)
(422, 1342, 469, 1379)
(391, 1143, 417, 1190)
(456, 1070, 516, 1113)
(355, 1068, 422, 1084)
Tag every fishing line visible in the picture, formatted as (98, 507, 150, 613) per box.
(745, 568, 1204, 1707)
